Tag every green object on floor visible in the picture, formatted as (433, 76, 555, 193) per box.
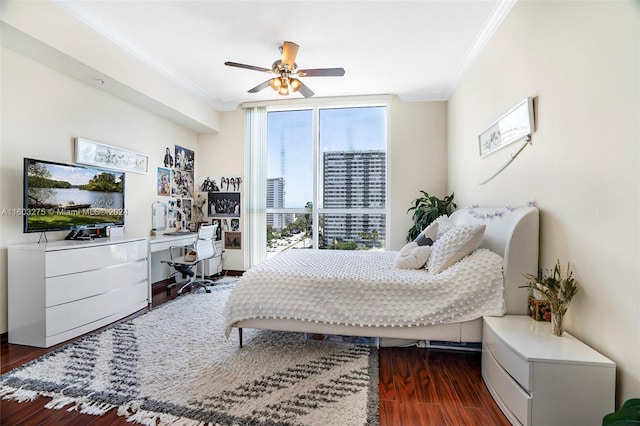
(603, 399, 640, 425)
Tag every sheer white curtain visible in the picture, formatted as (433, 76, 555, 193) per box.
(243, 106, 267, 268)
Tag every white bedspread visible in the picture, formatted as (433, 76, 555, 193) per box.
(223, 248, 504, 336)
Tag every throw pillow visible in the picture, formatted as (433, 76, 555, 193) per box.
(395, 242, 433, 269)
(414, 222, 438, 246)
(427, 224, 486, 274)
(433, 215, 457, 239)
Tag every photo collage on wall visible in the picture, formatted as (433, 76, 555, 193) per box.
(156, 145, 195, 231)
(200, 175, 242, 248)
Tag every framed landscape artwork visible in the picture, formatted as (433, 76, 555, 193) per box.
(478, 97, 535, 157)
(75, 137, 148, 173)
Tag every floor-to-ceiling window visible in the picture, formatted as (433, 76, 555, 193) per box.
(266, 105, 387, 258)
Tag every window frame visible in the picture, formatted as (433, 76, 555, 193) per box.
(265, 100, 390, 253)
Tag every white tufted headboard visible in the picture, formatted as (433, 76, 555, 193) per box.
(449, 206, 539, 315)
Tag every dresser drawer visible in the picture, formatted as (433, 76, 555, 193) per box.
(46, 260, 148, 307)
(483, 347, 531, 425)
(484, 320, 532, 391)
(46, 281, 148, 337)
(45, 239, 147, 277)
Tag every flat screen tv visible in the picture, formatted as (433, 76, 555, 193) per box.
(23, 158, 125, 233)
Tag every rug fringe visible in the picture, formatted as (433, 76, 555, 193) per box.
(79, 399, 115, 415)
(44, 395, 78, 410)
(118, 401, 210, 426)
(119, 400, 164, 426)
(0, 386, 39, 402)
(41, 393, 114, 416)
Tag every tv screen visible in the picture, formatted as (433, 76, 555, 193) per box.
(24, 158, 125, 233)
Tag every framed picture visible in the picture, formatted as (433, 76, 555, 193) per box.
(157, 167, 171, 196)
(208, 192, 240, 217)
(175, 144, 194, 172)
(172, 169, 194, 198)
(224, 231, 241, 250)
(478, 97, 535, 157)
(75, 137, 148, 173)
(211, 219, 223, 240)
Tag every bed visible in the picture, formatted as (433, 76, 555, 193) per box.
(223, 206, 539, 347)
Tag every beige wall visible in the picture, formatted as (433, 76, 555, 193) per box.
(0, 48, 198, 333)
(448, 1, 639, 403)
(388, 98, 448, 250)
(195, 98, 448, 270)
(197, 109, 245, 271)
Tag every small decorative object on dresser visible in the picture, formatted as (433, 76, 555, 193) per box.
(521, 259, 578, 335)
(527, 295, 550, 322)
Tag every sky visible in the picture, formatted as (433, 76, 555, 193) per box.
(267, 106, 386, 208)
(37, 161, 122, 185)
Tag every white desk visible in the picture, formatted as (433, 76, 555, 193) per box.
(148, 233, 223, 296)
(149, 232, 197, 253)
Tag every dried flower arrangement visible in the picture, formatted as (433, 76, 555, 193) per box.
(521, 260, 579, 335)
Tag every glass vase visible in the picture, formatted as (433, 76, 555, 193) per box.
(551, 310, 565, 336)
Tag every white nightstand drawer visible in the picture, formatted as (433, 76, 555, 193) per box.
(483, 347, 531, 425)
(484, 319, 532, 391)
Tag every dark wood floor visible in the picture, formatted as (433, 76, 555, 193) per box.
(1, 284, 509, 426)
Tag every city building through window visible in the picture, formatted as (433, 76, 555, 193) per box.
(266, 105, 387, 257)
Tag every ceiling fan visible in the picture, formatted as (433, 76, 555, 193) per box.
(224, 41, 345, 98)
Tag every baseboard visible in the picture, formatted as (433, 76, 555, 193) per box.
(152, 278, 175, 296)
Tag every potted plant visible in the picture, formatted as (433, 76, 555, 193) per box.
(406, 191, 456, 242)
(521, 260, 579, 336)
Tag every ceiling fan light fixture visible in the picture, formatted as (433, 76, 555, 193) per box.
(278, 83, 290, 96)
(269, 77, 282, 91)
(289, 78, 302, 92)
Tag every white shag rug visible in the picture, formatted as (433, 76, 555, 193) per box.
(0, 281, 379, 425)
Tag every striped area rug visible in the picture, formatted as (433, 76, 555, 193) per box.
(0, 282, 379, 425)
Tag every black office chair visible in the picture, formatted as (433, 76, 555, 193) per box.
(163, 224, 217, 295)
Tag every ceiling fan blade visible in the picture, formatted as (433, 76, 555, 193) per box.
(248, 79, 272, 93)
(297, 67, 345, 77)
(225, 61, 272, 73)
(298, 83, 315, 98)
(281, 41, 299, 69)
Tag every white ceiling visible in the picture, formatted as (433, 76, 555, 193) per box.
(52, 0, 514, 111)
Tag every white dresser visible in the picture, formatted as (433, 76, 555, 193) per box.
(482, 315, 616, 426)
(8, 237, 149, 348)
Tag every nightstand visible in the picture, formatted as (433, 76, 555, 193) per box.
(482, 315, 616, 426)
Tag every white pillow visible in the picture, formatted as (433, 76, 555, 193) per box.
(427, 224, 486, 274)
(414, 222, 438, 246)
(433, 215, 457, 239)
(395, 242, 433, 269)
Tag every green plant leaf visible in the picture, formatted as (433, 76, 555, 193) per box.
(405, 191, 456, 242)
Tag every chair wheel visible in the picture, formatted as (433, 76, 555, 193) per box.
(205, 289, 211, 293)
